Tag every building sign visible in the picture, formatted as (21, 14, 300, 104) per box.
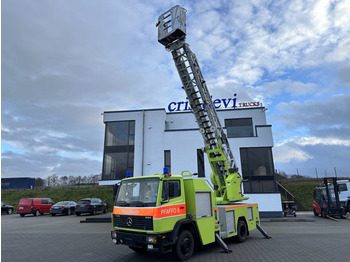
(168, 93, 261, 112)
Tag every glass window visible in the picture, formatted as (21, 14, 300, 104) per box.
(338, 184, 347, 192)
(41, 199, 48, 204)
(102, 121, 135, 180)
(162, 180, 181, 201)
(116, 178, 159, 207)
(197, 149, 205, 177)
(240, 147, 276, 193)
(164, 150, 171, 173)
(225, 118, 254, 138)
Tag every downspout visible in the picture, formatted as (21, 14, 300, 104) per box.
(142, 110, 145, 176)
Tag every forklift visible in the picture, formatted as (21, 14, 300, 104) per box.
(313, 177, 346, 218)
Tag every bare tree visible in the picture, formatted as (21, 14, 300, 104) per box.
(35, 177, 45, 187)
(60, 176, 68, 187)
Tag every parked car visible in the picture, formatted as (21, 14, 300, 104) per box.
(50, 201, 77, 216)
(17, 198, 54, 217)
(75, 198, 107, 216)
(1, 202, 13, 215)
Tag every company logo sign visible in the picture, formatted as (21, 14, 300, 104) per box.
(167, 93, 260, 112)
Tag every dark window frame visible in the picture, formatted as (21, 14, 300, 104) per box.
(102, 121, 135, 180)
(225, 118, 254, 138)
(164, 150, 171, 173)
(240, 147, 277, 193)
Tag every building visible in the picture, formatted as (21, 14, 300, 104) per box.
(100, 105, 282, 217)
(1, 177, 35, 190)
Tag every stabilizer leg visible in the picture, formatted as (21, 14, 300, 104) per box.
(215, 233, 232, 253)
(256, 223, 271, 239)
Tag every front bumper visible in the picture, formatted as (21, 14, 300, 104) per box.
(111, 230, 173, 249)
(75, 207, 93, 213)
(50, 208, 66, 214)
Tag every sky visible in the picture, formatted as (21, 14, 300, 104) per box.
(2, 0, 350, 179)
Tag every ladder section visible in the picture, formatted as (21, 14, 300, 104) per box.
(171, 44, 238, 193)
(171, 44, 236, 167)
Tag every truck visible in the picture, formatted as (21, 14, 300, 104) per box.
(111, 6, 269, 260)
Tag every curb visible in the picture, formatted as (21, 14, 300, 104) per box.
(80, 217, 111, 223)
(261, 217, 315, 222)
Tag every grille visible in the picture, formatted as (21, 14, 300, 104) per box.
(114, 215, 153, 230)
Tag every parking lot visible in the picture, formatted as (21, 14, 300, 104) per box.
(2, 212, 350, 262)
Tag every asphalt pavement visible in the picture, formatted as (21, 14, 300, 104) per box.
(1, 211, 350, 262)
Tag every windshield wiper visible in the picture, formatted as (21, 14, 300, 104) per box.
(116, 201, 129, 206)
(129, 201, 146, 207)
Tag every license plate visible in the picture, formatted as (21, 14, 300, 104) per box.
(19, 207, 24, 209)
(54, 207, 59, 209)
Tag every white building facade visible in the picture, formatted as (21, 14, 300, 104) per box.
(100, 107, 282, 217)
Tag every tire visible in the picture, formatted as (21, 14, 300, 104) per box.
(20, 214, 25, 217)
(67, 209, 72, 216)
(235, 220, 248, 243)
(103, 207, 107, 214)
(91, 207, 96, 215)
(347, 202, 350, 213)
(75, 212, 81, 216)
(34, 210, 40, 216)
(321, 209, 327, 218)
(173, 230, 194, 261)
(51, 213, 56, 216)
(7, 208, 13, 215)
(313, 208, 318, 216)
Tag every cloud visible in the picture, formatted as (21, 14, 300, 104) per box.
(2, 0, 350, 179)
(273, 144, 312, 163)
(274, 94, 350, 139)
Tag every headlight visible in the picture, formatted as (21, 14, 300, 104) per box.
(146, 236, 157, 244)
(111, 231, 117, 239)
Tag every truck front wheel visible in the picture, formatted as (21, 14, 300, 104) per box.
(235, 220, 248, 243)
(173, 230, 194, 261)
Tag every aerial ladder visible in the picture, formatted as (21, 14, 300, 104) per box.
(157, 5, 247, 204)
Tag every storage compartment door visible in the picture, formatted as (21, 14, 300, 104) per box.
(195, 192, 215, 245)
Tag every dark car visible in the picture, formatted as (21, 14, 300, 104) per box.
(1, 202, 13, 215)
(50, 201, 77, 216)
(75, 198, 107, 216)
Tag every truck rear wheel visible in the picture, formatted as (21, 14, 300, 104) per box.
(235, 220, 248, 243)
(173, 230, 194, 261)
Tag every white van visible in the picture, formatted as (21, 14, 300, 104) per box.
(337, 180, 350, 212)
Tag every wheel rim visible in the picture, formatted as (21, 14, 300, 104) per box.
(8, 209, 13, 215)
(181, 237, 191, 255)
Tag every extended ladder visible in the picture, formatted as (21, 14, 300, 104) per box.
(158, 6, 245, 202)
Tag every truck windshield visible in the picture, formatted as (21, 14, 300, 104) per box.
(116, 177, 159, 207)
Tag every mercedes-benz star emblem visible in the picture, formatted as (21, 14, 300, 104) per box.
(127, 217, 133, 227)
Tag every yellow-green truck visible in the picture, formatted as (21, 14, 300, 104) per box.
(111, 6, 268, 260)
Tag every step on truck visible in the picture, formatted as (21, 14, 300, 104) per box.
(111, 5, 270, 260)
